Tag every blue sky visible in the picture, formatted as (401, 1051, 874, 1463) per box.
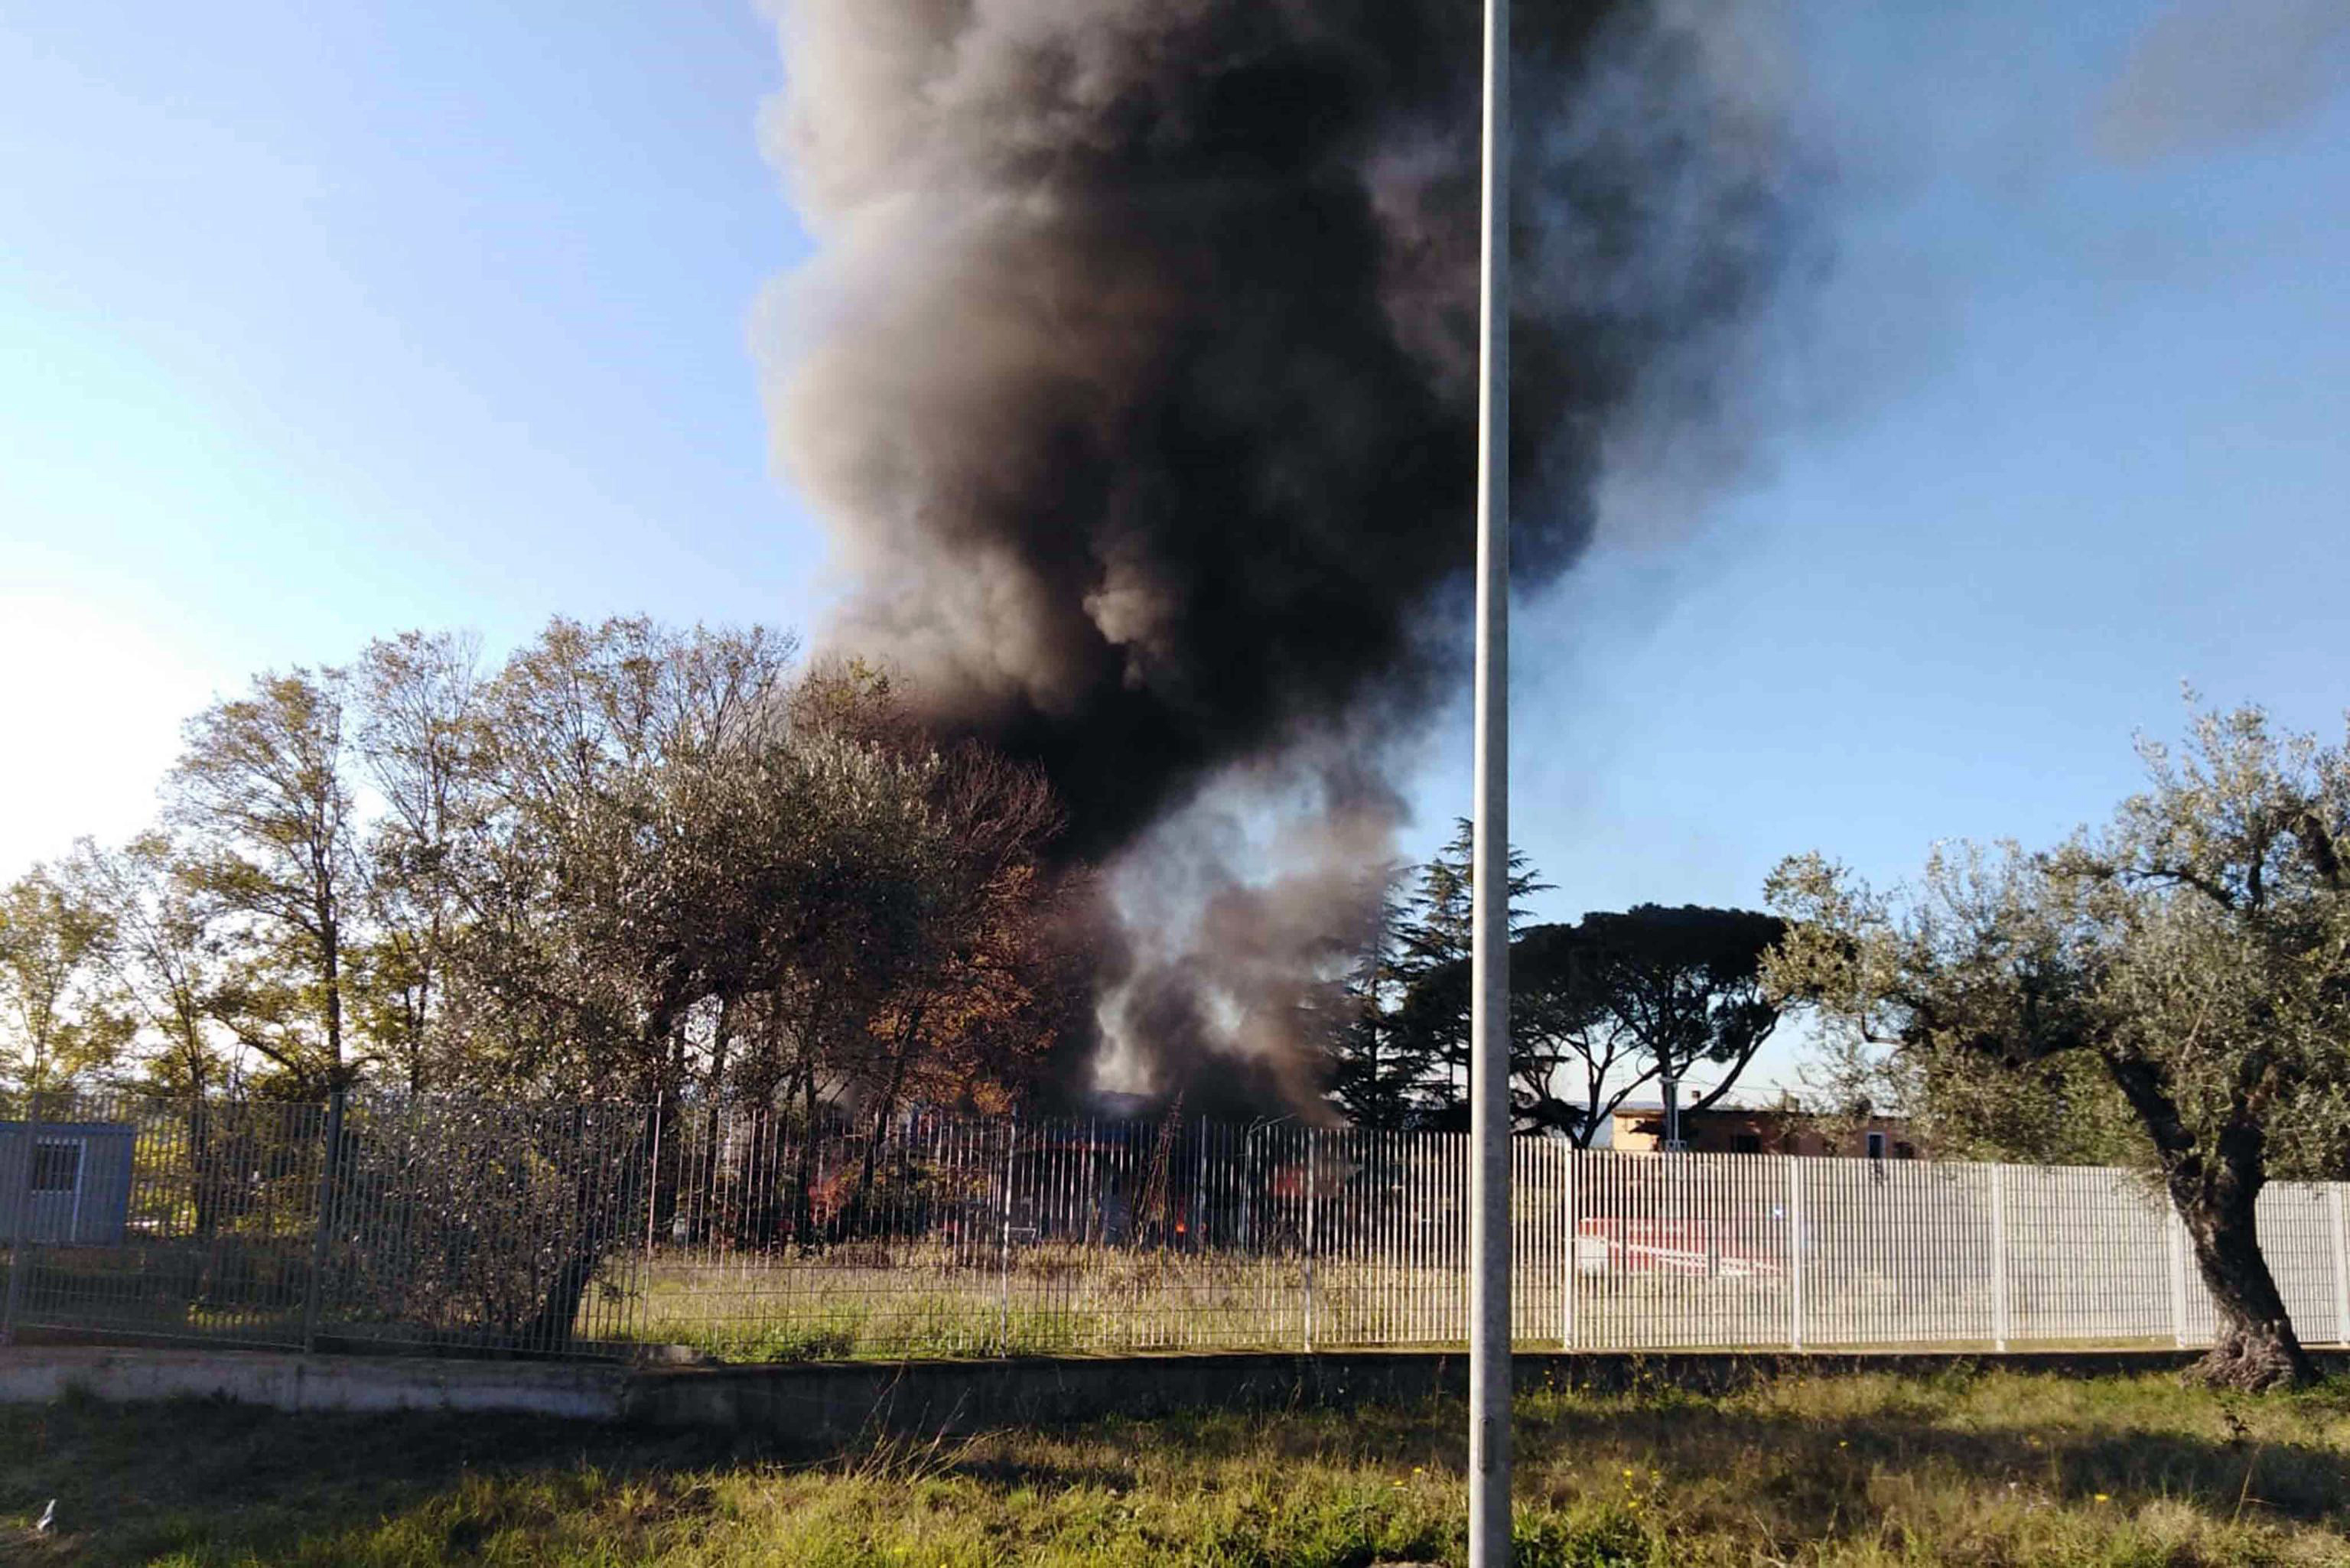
(3, 2, 2345, 1091)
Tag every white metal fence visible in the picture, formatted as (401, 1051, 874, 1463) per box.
(5, 1092, 2347, 1361)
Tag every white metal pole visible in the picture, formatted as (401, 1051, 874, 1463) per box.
(1304, 1130, 1317, 1353)
(1562, 1143, 1577, 1351)
(2328, 1185, 2348, 1348)
(1467, 0, 1512, 1557)
(1989, 1165, 2010, 1353)
(1786, 1156, 1805, 1352)
(998, 1118, 1017, 1355)
(2167, 1206, 2190, 1349)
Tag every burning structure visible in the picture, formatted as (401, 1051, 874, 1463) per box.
(758, 0, 1810, 1112)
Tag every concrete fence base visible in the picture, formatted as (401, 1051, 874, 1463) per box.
(0, 1346, 625, 1422)
(5, 1345, 2341, 1449)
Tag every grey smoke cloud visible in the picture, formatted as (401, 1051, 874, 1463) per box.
(2095, 0, 2350, 162)
(755, 0, 1810, 1106)
(1093, 778, 1404, 1119)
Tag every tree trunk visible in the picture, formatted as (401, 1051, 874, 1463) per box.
(519, 1251, 599, 1355)
(2174, 1169, 2318, 1391)
(518, 1104, 600, 1354)
(183, 1027, 216, 1239)
(741, 1104, 781, 1251)
(316, 874, 343, 1079)
(692, 1095, 723, 1248)
(2104, 1057, 2317, 1391)
(793, 1065, 822, 1251)
(851, 1001, 926, 1238)
(518, 1103, 660, 1355)
(685, 1007, 728, 1246)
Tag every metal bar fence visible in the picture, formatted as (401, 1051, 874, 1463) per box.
(6, 1095, 2349, 1363)
(0, 1090, 653, 1356)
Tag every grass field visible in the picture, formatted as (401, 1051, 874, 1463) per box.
(4, 1366, 2348, 1565)
(627, 1251, 2020, 1363)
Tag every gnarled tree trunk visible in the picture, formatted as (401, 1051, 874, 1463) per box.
(2171, 1162, 2317, 1391)
(516, 1102, 660, 1355)
(2108, 1057, 2317, 1391)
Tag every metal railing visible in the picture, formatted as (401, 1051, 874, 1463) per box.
(1, 1089, 650, 1358)
(6, 1092, 2348, 1361)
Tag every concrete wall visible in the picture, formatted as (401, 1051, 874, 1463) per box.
(0, 1345, 625, 1421)
(15, 1343, 2343, 1446)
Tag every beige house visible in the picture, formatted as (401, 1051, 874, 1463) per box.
(1606, 1103, 1923, 1160)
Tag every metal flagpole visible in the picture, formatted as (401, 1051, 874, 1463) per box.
(1467, 0, 1512, 1560)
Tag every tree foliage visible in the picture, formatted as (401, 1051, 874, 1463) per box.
(164, 667, 364, 1094)
(1324, 828, 1784, 1138)
(1325, 820, 1542, 1127)
(1514, 905, 1786, 1144)
(61, 834, 227, 1099)
(0, 864, 119, 1091)
(15, 618, 1078, 1143)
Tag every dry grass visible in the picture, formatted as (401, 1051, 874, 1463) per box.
(2, 1365, 2347, 1564)
(626, 1250, 2026, 1363)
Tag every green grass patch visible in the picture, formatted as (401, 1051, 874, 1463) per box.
(3, 1366, 2347, 1564)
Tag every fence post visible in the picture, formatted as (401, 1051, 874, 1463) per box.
(2, 1090, 44, 1346)
(997, 1116, 1017, 1357)
(1238, 1125, 1254, 1254)
(1303, 1130, 1317, 1353)
(2167, 1205, 2190, 1349)
(1786, 1156, 1805, 1352)
(1192, 1116, 1208, 1252)
(2329, 1185, 2349, 1348)
(639, 1094, 664, 1345)
(1990, 1165, 2010, 1353)
(301, 1085, 346, 1355)
(1561, 1143, 1577, 1352)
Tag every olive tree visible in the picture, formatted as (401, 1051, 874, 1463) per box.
(451, 616, 805, 1090)
(1766, 704, 2350, 1391)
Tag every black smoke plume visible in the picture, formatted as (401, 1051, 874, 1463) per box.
(760, 0, 1807, 1110)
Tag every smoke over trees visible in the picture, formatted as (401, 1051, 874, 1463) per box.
(757, 0, 1810, 1104)
(765, 0, 1802, 839)
(8, 3, 1815, 1119)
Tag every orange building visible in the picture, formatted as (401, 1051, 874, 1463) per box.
(1606, 1103, 1922, 1160)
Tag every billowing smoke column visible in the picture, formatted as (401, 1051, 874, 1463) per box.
(760, 0, 1803, 1113)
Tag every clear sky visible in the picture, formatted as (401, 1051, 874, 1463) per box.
(3, 2, 2345, 1092)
